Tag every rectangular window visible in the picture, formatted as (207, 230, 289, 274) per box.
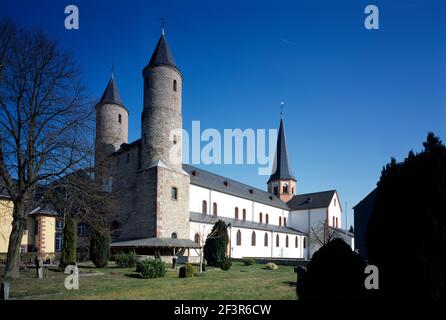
(78, 223, 87, 236)
(171, 187, 178, 200)
(56, 219, 64, 230)
(56, 233, 63, 252)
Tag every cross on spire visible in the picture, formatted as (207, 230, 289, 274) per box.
(280, 102, 285, 118)
(160, 17, 166, 35)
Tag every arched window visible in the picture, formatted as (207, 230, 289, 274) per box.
(259, 212, 263, 223)
(266, 214, 269, 224)
(279, 217, 282, 226)
(236, 230, 242, 246)
(242, 209, 246, 220)
(284, 217, 287, 227)
(336, 217, 338, 228)
(286, 235, 289, 248)
(118, 114, 122, 124)
(202, 200, 207, 214)
(332, 216, 335, 227)
(303, 237, 306, 249)
(295, 236, 298, 248)
(173, 79, 177, 92)
(213, 202, 217, 216)
(235, 207, 239, 219)
(276, 234, 280, 247)
(264, 233, 268, 246)
(334, 198, 337, 207)
(251, 231, 256, 246)
(171, 232, 177, 239)
(194, 233, 200, 244)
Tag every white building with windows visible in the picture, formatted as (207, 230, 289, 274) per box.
(102, 30, 353, 261)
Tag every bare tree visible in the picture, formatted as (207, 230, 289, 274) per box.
(310, 219, 336, 247)
(0, 21, 94, 277)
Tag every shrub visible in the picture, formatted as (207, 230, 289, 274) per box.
(264, 263, 278, 270)
(296, 238, 366, 300)
(220, 257, 232, 271)
(59, 218, 76, 269)
(90, 229, 110, 268)
(203, 220, 229, 267)
(179, 263, 195, 278)
(136, 259, 166, 279)
(242, 257, 256, 265)
(114, 251, 137, 268)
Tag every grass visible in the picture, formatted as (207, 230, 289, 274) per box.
(0, 261, 298, 300)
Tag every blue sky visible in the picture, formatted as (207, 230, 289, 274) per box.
(2, 0, 446, 228)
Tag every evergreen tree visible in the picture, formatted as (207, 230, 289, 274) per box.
(90, 228, 110, 268)
(203, 220, 229, 267)
(60, 217, 77, 269)
(365, 133, 446, 300)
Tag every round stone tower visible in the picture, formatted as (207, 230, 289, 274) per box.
(95, 75, 128, 168)
(141, 32, 183, 171)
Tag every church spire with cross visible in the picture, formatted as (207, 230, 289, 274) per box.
(267, 103, 297, 202)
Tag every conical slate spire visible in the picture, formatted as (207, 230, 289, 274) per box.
(98, 76, 123, 107)
(147, 33, 178, 70)
(268, 117, 296, 183)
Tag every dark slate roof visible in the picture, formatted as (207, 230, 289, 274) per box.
(268, 118, 296, 183)
(287, 190, 336, 210)
(97, 75, 125, 108)
(111, 237, 200, 248)
(190, 212, 305, 235)
(183, 164, 289, 210)
(144, 34, 178, 72)
(29, 205, 59, 216)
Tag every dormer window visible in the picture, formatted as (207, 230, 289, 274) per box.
(223, 180, 230, 187)
(173, 79, 177, 92)
(192, 170, 199, 177)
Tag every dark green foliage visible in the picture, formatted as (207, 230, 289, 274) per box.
(179, 263, 195, 278)
(242, 257, 256, 265)
(297, 238, 366, 300)
(203, 220, 229, 267)
(219, 257, 232, 271)
(59, 218, 76, 269)
(114, 251, 137, 268)
(89, 229, 110, 268)
(136, 259, 166, 279)
(365, 133, 446, 300)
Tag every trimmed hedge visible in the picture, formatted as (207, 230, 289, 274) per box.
(179, 263, 195, 278)
(136, 259, 166, 279)
(90, 230, 110, 268)
(220, 257, 232, 271)
(242, 257, 256, 265)
(114, 251, 137, 268)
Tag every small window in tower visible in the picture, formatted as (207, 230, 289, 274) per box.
(144, 133, 147, 144)
(118, 114, 122, 124)
(273, 186, 278, 195)
(173, 134, 177, 145)
(173, 79, 177, 92)
(171, 232, 177, 239)
(283, 185, 289, 193)
(171, 187, 178, 200)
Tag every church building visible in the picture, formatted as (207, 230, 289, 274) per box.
(95, 30, 352, 261)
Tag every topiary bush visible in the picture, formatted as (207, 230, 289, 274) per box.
(90, 229, 110, 268)
(114, 251, 137, 268)
(264, 263, 278, 270)
(203, 220, 229, 267)
(220, 257, 232, 271)
(179, 263, 195, 278)
(59, 218, 76, 269)
(242, 257, 256, 265)
(136, 258, 166, 279)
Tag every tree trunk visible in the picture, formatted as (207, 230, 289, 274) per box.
(4, 204, 26, 278)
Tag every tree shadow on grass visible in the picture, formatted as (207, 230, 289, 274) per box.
(125, 273, 142, 279)
(282, 281, 296, 287)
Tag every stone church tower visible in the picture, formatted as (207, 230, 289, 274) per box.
(95, 75, 128, 175)
(137, 31, 190, 239)
(267, 117, 297, 202)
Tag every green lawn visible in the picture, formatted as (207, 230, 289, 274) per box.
(0, 262, 298, 300)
